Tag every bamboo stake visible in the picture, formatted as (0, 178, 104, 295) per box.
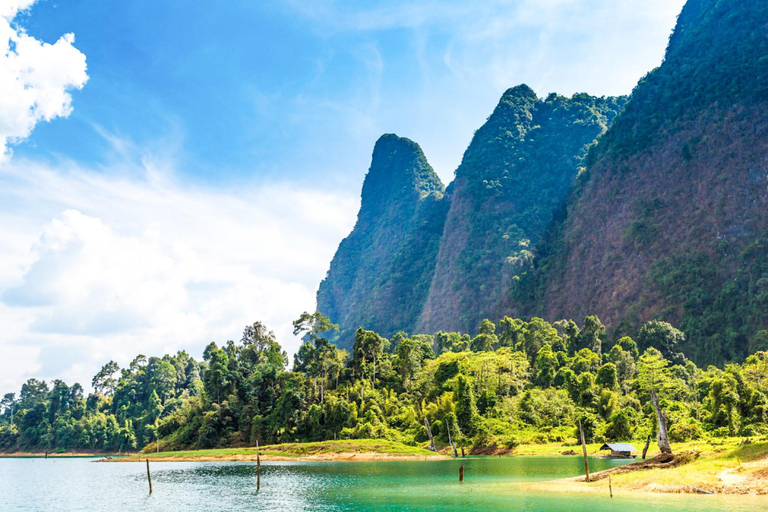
(609, 475, 613, 498)
(146, 458, 153, 494)
(256, 440, 261, 491)
(578, 419, 590, 482)
(459, 463, 464, 482)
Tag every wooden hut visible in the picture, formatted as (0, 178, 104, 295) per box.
(599, 443, 637, 458)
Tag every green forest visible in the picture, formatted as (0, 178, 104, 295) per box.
(2, 312, 767, 454)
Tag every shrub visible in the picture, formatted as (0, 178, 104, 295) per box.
(669, 421, 704, 442)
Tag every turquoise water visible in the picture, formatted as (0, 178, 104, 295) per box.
(0, 456, 762, 511)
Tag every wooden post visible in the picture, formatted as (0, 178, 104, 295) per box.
(45, 451, 48, 459)
(146, 458, 153, 494)
(609, 474, 613, 498)
(446, 422, 458, 458)
(256, 440, 261, 491)
(424, 417, 436, 452)
(651, 389, 672, 454)
(578, 419, 590, 482)
(461, 447, 465, 458)
(459, 463, 464, 482)
(642, 434, 651, 459)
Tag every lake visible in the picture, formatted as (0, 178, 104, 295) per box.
(0, 456, 762, 511)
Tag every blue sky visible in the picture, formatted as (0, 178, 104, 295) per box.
(0, 0, 685, 395)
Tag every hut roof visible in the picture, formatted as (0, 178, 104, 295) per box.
(599, 443, 637, 452)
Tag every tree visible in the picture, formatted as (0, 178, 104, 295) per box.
(470, 319, 497, 352)
(92, 361, 120, 396)
(616, 336, 640, 360)
(577, 316, 605, 354)
(203, 343, 230, 404)
(521, 317, 561, 362)
(455, 375, 477, 433)
(396, 337, 424, 391)
(242, 321, 278, 352)
(637, 320, 686, 364)
(353, 328, 388, 388)
(596, 363, 619, 390)
(499, 316, 525, 347)
(606, 344, 636, 392)
(436, 332, 470, 354)
(292, 312, 339, 346)
(149, 359, 177, 401)
(534, 345, 558, 387)
(635, 348, 671, 398)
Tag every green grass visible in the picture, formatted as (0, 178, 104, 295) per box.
(609, 440, 768, 491)
(131, 439, 437, 460)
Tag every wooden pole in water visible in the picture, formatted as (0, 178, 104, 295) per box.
(146, 458, 153, 494)
(459, 463, 464, 482)
(256, 440, 261, 491)
(642, 434, 651, 459)
(578, 419, 590, 483)
(609, 475, 613, 498)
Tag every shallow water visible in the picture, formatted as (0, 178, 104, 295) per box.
(0, 456, 762, 511)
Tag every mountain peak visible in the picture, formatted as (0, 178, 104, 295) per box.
(360, 134, 443, 217)
(500, 84, 537, 102)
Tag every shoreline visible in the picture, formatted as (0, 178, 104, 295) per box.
(109, 452, 447, 462)
(0, 451, 120, 458)
(5, 439, 767, 495)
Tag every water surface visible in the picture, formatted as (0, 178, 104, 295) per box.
(0, 456, 761, 511)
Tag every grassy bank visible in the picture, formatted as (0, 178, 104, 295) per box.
(117, 439, 444, 462)
(511, 437, 752, 457)
(524, 439, 768, 495)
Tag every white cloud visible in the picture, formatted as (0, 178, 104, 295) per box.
(0, 157, 358, 395)
(0, 0, 88, 161)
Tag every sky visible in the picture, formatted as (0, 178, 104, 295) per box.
(0, 0, 686, 396)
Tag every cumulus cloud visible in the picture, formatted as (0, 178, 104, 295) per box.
(0, 0, 88, 161)
(0, 158, 357, 394)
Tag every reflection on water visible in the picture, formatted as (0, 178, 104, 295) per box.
(0, 456, 761, 512)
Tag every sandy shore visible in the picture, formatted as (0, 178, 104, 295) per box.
(522, 455, 768, 495)
(108, 452, 447, 462)
(0, 452, 115, 458)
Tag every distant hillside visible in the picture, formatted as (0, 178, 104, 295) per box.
(417, 86, 625, 334)
(316, 134, 447, 344)
(317, 0, 768, 364)
(524, 0, 768, 364)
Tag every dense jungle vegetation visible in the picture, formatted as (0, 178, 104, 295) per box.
(2, 312, 767, 454)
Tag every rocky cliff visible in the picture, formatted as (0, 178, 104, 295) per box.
(528, 0, 768, 364)
(316, 134, 447, 344)
(317, 0, 768, 364)
(417, 86, 625, 334)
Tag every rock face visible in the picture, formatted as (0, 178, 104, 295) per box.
(530, 0, 768, 364)
(316, 134, 448, 344)
(317, 0, 768, 364)
(417, 86, 625, 334)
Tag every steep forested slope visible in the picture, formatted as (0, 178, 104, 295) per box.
(528, 0, 768, 364)
(417, 87, 625, 334)
(316, 134, 447, 346)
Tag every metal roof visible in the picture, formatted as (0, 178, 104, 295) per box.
(599, 443, 637, 452)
